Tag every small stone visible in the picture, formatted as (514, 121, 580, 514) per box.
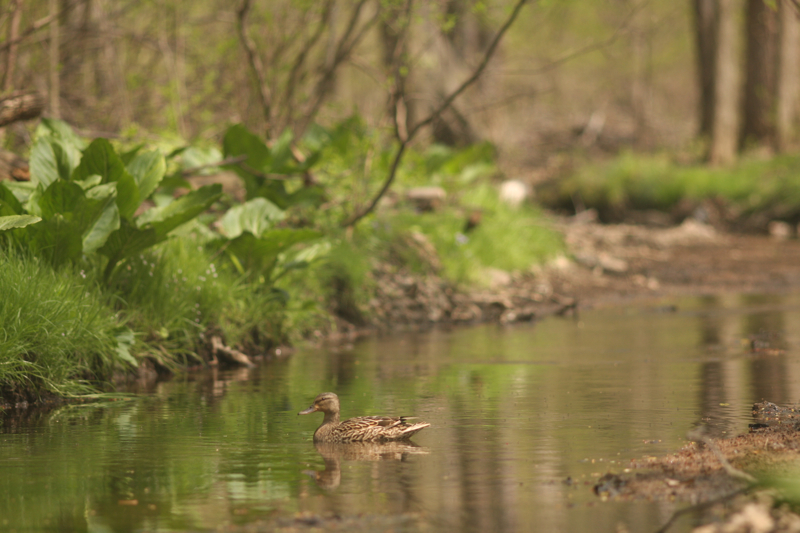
(499, 179, 529, 208)
(769, 220, 792, 240)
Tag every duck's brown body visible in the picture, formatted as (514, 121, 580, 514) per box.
(298, 392, 430, 443)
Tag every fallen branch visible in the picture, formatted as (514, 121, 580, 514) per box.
(0, 91, 45, 128)
(211, 335, 255, 368)
(342, 0, 529, 228)
(687, 427, 757, 484)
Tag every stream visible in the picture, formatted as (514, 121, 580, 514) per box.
(2, 292, 800, 532)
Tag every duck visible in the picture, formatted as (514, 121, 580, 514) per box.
(298, 392, 430, 443)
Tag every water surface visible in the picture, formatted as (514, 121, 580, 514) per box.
(2, 292, 800, 532)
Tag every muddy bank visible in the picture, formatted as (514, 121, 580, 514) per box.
(594, 402, 800, 532)
(348, 217, 800, 334)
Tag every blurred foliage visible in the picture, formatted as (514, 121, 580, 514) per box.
(0, 115, 565, 398)
(542, 151, 800, 222)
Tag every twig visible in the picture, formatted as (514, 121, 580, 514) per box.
(284, 0, 334, 127)
(504, 1, 646, 77)
(654, 486, 749, 533)
(687, 427, 758, 484)
(236, 0, 273, 137)
(342, 0, 529, 228)
(297, 0, 379, 136)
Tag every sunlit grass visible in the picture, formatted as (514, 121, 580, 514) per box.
(106, 236, 287, 369)
(554, 151, 800, 216)
(376, 183, 563, 284)
(0, 250, 123, 398)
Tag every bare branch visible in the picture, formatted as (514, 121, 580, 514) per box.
(0, 0, 82, 54)
(296, 0, 380, 136)
(236, 0, 273, 137)
(284, 1, 334, 125)
(408, 0, 528, 140)
(342, 0, 529, 228)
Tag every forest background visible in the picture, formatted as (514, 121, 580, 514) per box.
(1, 0, 799, 401)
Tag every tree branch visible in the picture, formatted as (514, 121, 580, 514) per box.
(0, 0, 81, 53)
(342, 0, 529, 228)
(0, 91, 45, 128)
(236, 0, 273, 137)
(284, 0, 334, 127)
(296, 0, 380, 136)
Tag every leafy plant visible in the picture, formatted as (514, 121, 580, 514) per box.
(1, 119, 223, 280)
(221, 124, 327, 208)
(215, 197, 323, 282)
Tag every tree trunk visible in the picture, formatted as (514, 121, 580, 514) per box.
(3, 0, 23, 93)
(709, 0, 740, 165)
(693, 0, 718, 137)
(775, 0, 799, 152)
(740, 0, 778, 148)
(49, 0, 61, 118)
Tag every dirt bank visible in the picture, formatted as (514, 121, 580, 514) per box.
(357, 216, 800, 334)
(551, 215, 800, 304)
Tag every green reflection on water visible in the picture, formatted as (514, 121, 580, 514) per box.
(2, 292, 800, 532)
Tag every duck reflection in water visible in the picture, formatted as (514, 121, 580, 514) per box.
(304, 441, 430, 490)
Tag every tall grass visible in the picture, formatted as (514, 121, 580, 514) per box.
(0, 251, 123, 398)
(555, 151, 800, 216)
(106, 236, 288, 368)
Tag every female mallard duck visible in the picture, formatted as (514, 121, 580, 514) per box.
(298, 392, 430, 443)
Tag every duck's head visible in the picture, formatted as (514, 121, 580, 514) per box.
(298, 392, 340, 416)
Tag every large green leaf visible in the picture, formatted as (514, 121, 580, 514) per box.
(3, 181, 36, 204)
(32, 119, 84, 181)
(99, 219, 160, 278)
(83, 201, 120, 255)
(34, 179, 120, 257)
(100, 184, 222, 279)
(126, 150, 165, 202)
(24, 214, 83, 265)
(218, 197, 284, 239)
(222, 124, 270, 201)
(35, 118, 87, 152)
(0, 182, 23, 216)
(135, 184, 222, 235)
(29, 138, 77, 187)
(269, 128, 296, 174)
(223, 124, 272, 171)
(226, 227, 321, 277)
(37, 179, 86, 219)
(0, 215, 41, 232)
(72, 139, 140, 220)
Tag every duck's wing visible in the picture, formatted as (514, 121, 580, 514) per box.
(335, 416, 430, 442)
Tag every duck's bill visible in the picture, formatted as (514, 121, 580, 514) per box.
(298, 406, 316, 415)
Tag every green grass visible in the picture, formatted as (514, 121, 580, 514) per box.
(106, 234, 289, 369)
(551, 151, 800, 217)
(0, 251, 125, 399)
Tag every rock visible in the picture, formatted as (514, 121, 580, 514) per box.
(499, 179, 529, 208)
(768, 220, 792, 240)
(482, 267, 512, 289)
(597, 252, 629, 274)
(653, 218, 717, 248)
(406, 187, 446, 211)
